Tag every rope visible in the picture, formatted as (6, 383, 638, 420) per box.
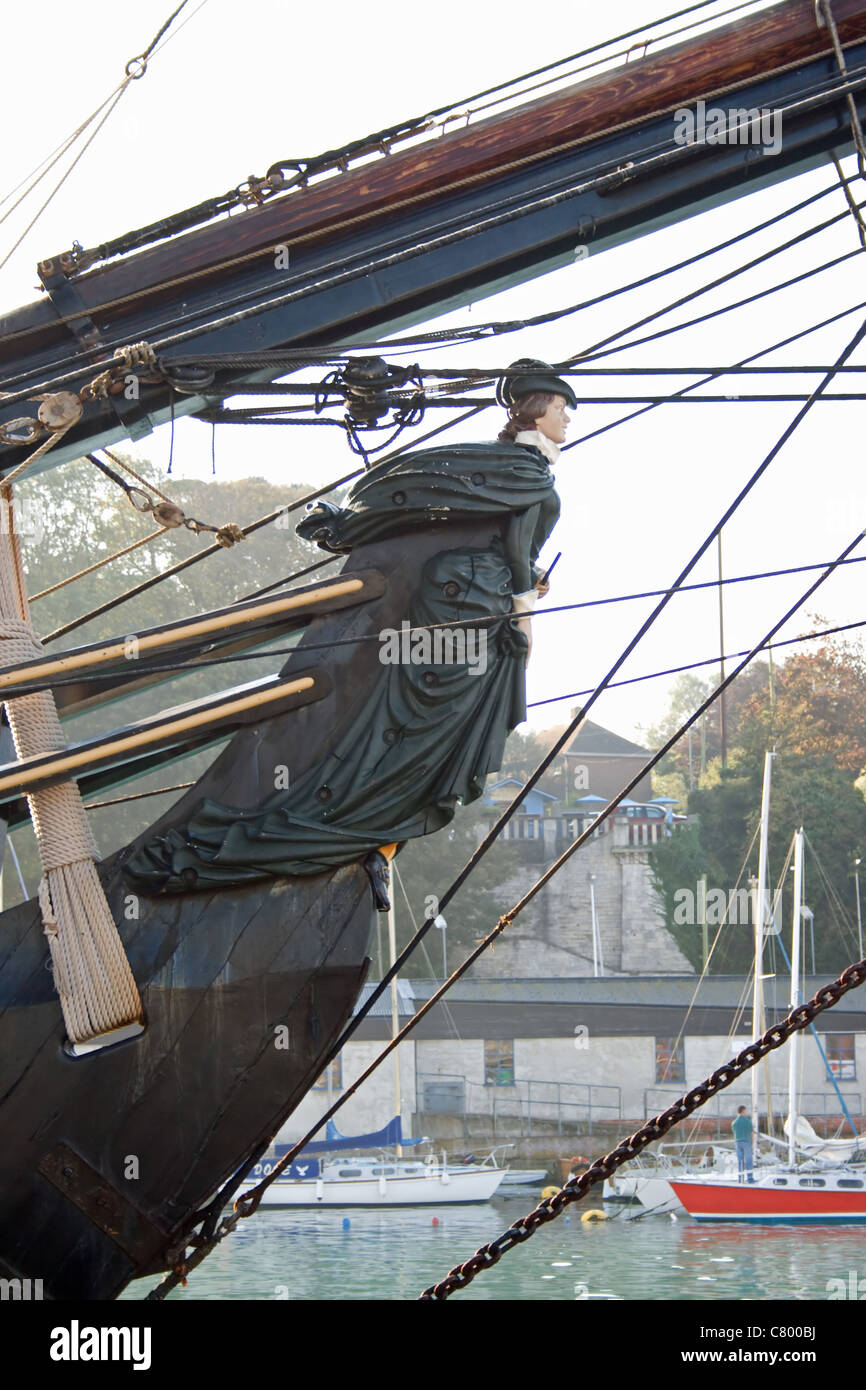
(0, 1, 194, 274)
(85, 452, 244, 544)
(0, 419, 76, 489)
(830, 151, 866, 247)
(3, 56, 863, 401)
(139, 313, 866, 1301)
(0, 487, 141, 1043)
(46, 2, 758, 281)
(29, 528, 165, 602)
(0, 90, 130, 274)
(38, 404, 486, 645)
(155, 173, 861, 366)
(818, 0, 866, 177)
(84, 781, 195, 811)
(564, 294, 866, 453)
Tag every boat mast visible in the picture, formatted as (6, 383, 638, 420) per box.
(751, 751, 774, 1135)
(788, 827, 805, 1168)
(387, 893, 403, 1157)
(589, 874, 603, 977)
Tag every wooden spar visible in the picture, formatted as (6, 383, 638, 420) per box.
(0, 672, 324, 800)
(0, 513, 508, 1299)
(5, 2, 866, 468)
(0, 572, 379, 699)
(18, 0, 866, 328)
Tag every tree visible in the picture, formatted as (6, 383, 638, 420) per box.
(387, 800, 523, 979)
(650, 757, 866, 975)
(738, 638, 866, 775)
(3, 454, 327, 903)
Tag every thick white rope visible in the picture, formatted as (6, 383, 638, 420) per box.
(0, 486, 142, 1041)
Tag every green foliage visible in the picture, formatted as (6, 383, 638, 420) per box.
(3, 456, 323, 904)
(649, 823, 706, 971)
(386, 800, 524, 979)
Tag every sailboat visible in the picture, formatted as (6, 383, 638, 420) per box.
(233, 897, 506, 1206)
(235, 1118, 505, 1207)
(671, 825, 866, 1222)
(1, 0, 866, 1296)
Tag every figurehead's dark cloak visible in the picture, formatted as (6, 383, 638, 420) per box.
(126, 442, 559, 891)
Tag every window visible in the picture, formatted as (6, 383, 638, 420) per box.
(485, 1039, 514, 1086)
(655, 1037, 685, 1084)
(313, 1056, 342, 1091)
(798, 1178, 825, 1188)
(823, 1033, 856, 1080)
(838, 1179, 864, 1189)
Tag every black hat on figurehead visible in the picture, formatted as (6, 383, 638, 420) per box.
(496, 358, 578, 410)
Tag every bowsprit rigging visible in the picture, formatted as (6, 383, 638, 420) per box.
(5, 0, 866, 466)
(0, 0, 866, 1306)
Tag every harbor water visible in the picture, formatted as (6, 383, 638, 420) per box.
(120, 1197, 866, 1301)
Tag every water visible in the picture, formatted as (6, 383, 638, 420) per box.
(120, 1197, 866, 1302)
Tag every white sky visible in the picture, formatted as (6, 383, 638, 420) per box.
(2, 0, 865, 745)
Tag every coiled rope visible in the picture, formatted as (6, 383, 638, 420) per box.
(0, 485, 141, 1042)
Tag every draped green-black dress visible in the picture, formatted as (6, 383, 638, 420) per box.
(125, 441, 559, 891)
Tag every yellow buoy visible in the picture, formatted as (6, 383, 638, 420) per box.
(541, 1186, 559, 1199)
(581, 1208, 607, 1223)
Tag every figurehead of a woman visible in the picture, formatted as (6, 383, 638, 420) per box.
(496, 358, 577, 457)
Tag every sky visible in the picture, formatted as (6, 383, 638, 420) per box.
(2, 0, 865, 746)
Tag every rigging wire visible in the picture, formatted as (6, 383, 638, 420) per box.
(3, 66, 863, 405)
(177, 170, 858, 364)
(527, 618, 866, 710)
(48, 1, 760, 286)
(199, 315, 866, 1207)
(0, 1, 196, 273)
(36, 404, 486, 644)
(29, 602, 866, 704)
(158, 506, 866, 1302)
(563, 294, 866, 452)
(319, 509, 866, 1177)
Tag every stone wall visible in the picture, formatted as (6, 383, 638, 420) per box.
(472, 816, 693, 977)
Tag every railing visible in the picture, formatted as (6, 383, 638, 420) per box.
(643, 1087, 864, 1134)
(418, 1072, 621, 1135)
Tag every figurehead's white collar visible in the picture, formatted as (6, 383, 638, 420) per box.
(514, 429, 560, 466)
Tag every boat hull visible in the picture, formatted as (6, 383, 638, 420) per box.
(235, 1168, 504, 1206)
(670, 1175, 866, 1223)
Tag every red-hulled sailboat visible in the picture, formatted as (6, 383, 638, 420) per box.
(672, 826, 866, 1223)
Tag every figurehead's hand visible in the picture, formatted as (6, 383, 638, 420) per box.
(534, 576, 550, 598)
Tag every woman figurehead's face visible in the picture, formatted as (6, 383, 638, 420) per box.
(533, 394, 571, 444)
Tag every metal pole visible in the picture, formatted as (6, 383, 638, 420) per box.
(751, 751, 774, 1136)
(856, 859, 863, 959)
(718, 532, 727, 769)
(387, 896, 403, 1157)
(589, 875, 599, 978)
(788, 829, 804, 1168)
(698, 873, 708, 972)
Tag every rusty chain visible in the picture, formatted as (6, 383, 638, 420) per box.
(418, 959, 866, 1299)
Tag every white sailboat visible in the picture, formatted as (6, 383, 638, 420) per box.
(235, 883, 507, 1206)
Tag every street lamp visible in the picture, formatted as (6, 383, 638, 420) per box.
(855, 859, 863, 959)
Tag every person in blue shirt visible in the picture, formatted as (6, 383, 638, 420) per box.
(732, 1105, 754, 1183)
